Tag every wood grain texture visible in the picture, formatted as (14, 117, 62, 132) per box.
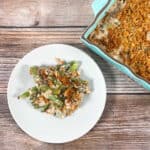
(0, 0, 150, 149)
(0, 94, 150, 150)
(0, 28, 149, 94)
(0, 0, 93, 27)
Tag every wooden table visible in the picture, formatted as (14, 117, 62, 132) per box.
(0, 0, 150, 149)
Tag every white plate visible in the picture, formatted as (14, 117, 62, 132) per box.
(7, 44, 106, 143)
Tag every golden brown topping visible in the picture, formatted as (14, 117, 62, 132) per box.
(55, 58, 65, 65)
(34, 96, 49, 106)
(88, 0, 150, 82)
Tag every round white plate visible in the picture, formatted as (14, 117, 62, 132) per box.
(7, 44, 106, 143)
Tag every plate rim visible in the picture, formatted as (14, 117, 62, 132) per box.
(7, 44, 107, 143)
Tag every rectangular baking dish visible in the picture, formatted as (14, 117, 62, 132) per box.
(81, 0, 150, 90)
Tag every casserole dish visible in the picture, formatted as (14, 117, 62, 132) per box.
(81, 0, 150, 90)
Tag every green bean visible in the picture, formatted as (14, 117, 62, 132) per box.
(32, 103, 40, 109)
(69, 61, 78, 72)
(30, 66, 38, 76)
(38, 85, 50, 92)
(53, 88, 61, 95)
(30, 87, 38, 96)
(18, 91, 30, 99)
(47, 95, 63, 106)
(41, 104, 50, 112)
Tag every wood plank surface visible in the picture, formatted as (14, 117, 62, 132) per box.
(0, 94, 150, 150)
(0, 0, 150, 149)
(0, 0, 93, 27)
(0, 28, 149, 94)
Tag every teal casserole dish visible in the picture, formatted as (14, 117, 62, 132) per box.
(81, 0, 150, 90)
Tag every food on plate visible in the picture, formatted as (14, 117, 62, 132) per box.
(88, 0, 150, 82)
(18, 58, 90, 118)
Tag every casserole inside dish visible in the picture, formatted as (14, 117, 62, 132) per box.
(88, 0, 150, 82)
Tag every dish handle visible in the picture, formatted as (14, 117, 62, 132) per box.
(92, 0, 109, 16)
